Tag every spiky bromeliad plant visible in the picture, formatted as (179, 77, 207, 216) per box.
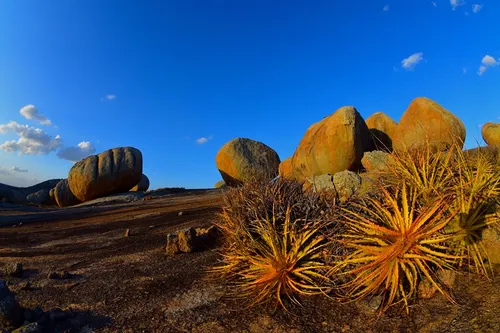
(212, 179, 340, 309)
(332, 182, 462, 313)
(444, 145, 500, 277)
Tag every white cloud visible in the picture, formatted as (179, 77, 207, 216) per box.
(195, 136, 213, 144)
(462, 67, 468, 74)
(19, 105, 52, 126)
(472, 4, 483, 13)
(0, 121, 62, 155)
(383, 4, 390, 11)
(432, 1, 437, 7)
(11, 166, 28, 173)
(401, 52, 424, 70)
(450, 0, 466, 10)
(104, 94, 116, 101)
(477, 55, 500, 75)
(0, 167, 39, 187)
(57, 141, 96, 162)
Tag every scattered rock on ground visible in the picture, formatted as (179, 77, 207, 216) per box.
(166, 226, 220, 255)
(130, 174, 150, 192)
(365, 112, 398, 152)
(393, 97, 466, 153)
(215, 138, 280, 186)
(68, 146, 143, 202)
(482, 122, 500, 147)
(4, 263, 23, 278)
(47, 271, 74, 280)
(54, 179, 81, 208)
(0, 279, 23, 327)
(291, 106, 372, 182)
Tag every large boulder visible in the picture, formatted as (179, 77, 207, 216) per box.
(54, 179, 81, 208)
(393, 97, 466, 153)
(214, 180, 226, 189)
(215, 138, 280, 186)
(278, 157, 294, 180)
(130, 174, 150, 192)
(482, 122, 500, 147)
(26, 189, 50, 205)
(305, 171, 362, 203)
(365, 112, 397, 152)
(291, 106, 372, 181)
(68, 147, 143, 202)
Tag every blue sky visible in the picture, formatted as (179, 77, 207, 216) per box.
(1, 0, 499, 189)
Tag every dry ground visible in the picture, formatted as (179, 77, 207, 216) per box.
(1, 189, 500, 332)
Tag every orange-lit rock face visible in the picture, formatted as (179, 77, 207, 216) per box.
(393, 97, 466, 153)
(366, 112, 397, 152)
(290, 106, 372, 182)
(215, 138, 280, 186)
(482, 122, 500, 147)
(68, 147, 143, 202)
(278, 157, 294, 180)
(54, 179, 81, 208)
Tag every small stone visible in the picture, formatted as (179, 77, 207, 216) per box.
(124, 229, 130, 237)
(178, 211, 183, 216)
(4, 263, 23, 278)
(11, 322, 42, 333)
(47, 271, 73, 280)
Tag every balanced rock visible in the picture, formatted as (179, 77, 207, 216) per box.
(215, 138, 280, 186)
(482, 122, 500, 147)
(54, 179, 81, 208)
(291, 106, 372, 181)
(366, 112, 397, 152)
(68, 147, 143, 202)
(130, 174, 150, 192)
(393, 97, 466, 153)
(278, 157, 294, 180)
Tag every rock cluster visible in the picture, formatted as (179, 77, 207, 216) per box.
(165, 226, 220, 255)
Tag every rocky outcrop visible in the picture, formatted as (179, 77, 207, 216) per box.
(130, 174, 150, 192)
(291, 106, 372, 182)
(54, 179, 81, 208)
(215, 138, 280, 186)
(68, 147, 143, 202)
(393, 97, 466, 152)
(482, 122, 500, 147)
(305, 171, 362, 203)
(26, 189, 50, 205)
(0, 179, 61, 205)
(365, 112, 397, 152)
(278, 157, 294, 180)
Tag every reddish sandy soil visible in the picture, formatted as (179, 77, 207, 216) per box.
(1, 189, 500, 332)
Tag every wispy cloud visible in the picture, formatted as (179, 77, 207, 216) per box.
(432, 1, 437, 7)
(477, 55, 499, 75)
(401, 52, 424, 70)
(11, 166, 28, 173)
(472, 4, 483, 13)
(19, 105, 52, 126)
(57, 141, 96, 162)
(383, 4, 390, 11)
(196, 136, 213, 144)
(101, 94, 117, 101)
(0, 121, 62, 155)
(450, 0, 466, 10)
(462, 67, 468, 74)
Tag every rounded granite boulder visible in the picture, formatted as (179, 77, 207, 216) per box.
(215, 138, 280, 186)
(393, 97, 466, 153)
(291, 106, 372, 181)
(130, 174, 150, 192)
(68, 147, 143, 202)
(482, 122, 500, 147)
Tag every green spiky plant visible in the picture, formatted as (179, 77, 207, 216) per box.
(211, 179, 340, 309)
(332, 182, 463, 313)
